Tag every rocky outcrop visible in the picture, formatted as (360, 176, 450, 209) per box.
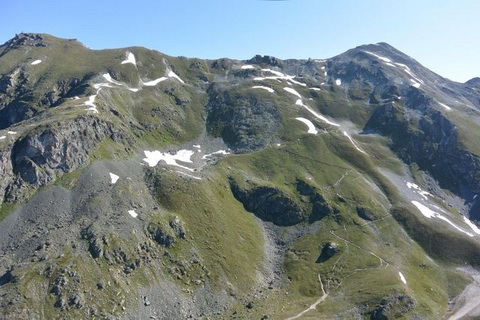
(12, 116, 121, 184)
(147, 223, 176, 247)
(230, 180, 307, 226)
(230, 179, 331, 226)
(356, 206, 378, 221)
(206, 85, 281, 153)
(247, 55, 283, 68)
(370, 294, 416, 319)
(316, 242, 339, 263)
(296, 180, 332, 222)
(0, 148, 13, 205)
(1, 33, 47, 52)
(365, 101, 480, 201)
(0, 116, 127, 203)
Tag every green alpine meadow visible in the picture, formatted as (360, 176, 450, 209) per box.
(1, 33, 480, 319)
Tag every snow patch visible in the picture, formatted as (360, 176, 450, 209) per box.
(143, 77, 168, 86)
(364, 51, 392, 63)
(0, 136, 6, 140)
(84, 95, 98, 113)
(399, 272, 407, 285)
(109, 173, 119, 184)
(295, 117, 318, 134)
(31, 60, 42, 65)
(406, 182, 431, 200)
(254, 69, 306, 86)
(310, 87, 321, 91)
(410, 80, 421, 88)
(168, 71, 185, 83)
(439, 102, 452, 111)
(103, 73, 123, 86)
(202, 150, 230, 160)
(343, 131, 367, 154)
(121, 52, 137, 66)
(295, 99, 340, 127)
(393, 62, 424, 87)
(128, 210, 138, 218)
(335, 79, 342, 86)
(143, 149, 194, 171)
(252, 86, 274, 93)
(193, 145, 201, 149)
(262, 69, 285, 77)
(241, 65, 255, 69)
(411, 201, 474, 237)
(7, 131, 17, 135)
(93, 83, 113, 89)
(284, 87, 301, 98)
(464, 216, 480, 235)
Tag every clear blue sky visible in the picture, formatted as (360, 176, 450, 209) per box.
(1, 0, 479, 82)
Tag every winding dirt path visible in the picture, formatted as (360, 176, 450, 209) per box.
(285, 274, 328, 320)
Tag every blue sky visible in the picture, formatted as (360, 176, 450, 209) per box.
(1, 0, 479, 82)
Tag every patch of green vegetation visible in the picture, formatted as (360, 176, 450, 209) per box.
(0, 202, 16, 221)
(147, 168, 264, 293)
(89, 136, 131, 161)
(53, 168, 84, 190)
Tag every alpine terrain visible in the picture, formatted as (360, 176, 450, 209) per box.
(2, 33, 480, 319)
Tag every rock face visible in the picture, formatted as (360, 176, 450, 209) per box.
(316, 242, 339, 263)
(229, 178, 332, 226)
(364, 101, 480, 198)
(370, 294, 416, 319)
(230, 181, 306, 226)
(356, 206, 378, 221)
(206, 86, 281, 153)
(0, 148, 13, 206)
(147, 223, 176, 247)
(0, 116, 127, 203)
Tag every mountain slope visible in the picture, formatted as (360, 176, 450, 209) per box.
(1, 33, 480, 319)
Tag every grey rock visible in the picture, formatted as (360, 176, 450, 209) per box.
(371, 294, 416, 319)
(317, 242, 339, 263)
(169, 217, 186, 239)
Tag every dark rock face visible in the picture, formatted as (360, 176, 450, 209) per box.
(169, 217, 186, 239)
(356, 207, 378, 221)
(68, 293, 84, 309)
(81, 226, 105, 259)
(296, 180, 332, 222)
(0, 116, 127, 203)
(147, 223, 175, 247)
(247, 55, 283, 68)
(1, 33, 46, 51)
(0, 269, 14, 286)
(230, 180, 306, 226)
(465, 77, 480, 89)
(230, 179, 332, 226)
(316, 242, 339, 263)
(364, 102, 480, 199)
(206, 86, 281, 153)
(371, 294, 416, 319)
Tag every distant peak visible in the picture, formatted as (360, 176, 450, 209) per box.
(1, 33, 84, 51)
(375, 42, 395, 49)
(247, 55, 283, 67)
(2, 33, 48, 48)
(465, 77, 480, 88)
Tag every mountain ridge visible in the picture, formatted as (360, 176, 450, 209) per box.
(1, 32, 480, 319)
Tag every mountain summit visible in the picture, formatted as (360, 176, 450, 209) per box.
(1, 33, 480, 319)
